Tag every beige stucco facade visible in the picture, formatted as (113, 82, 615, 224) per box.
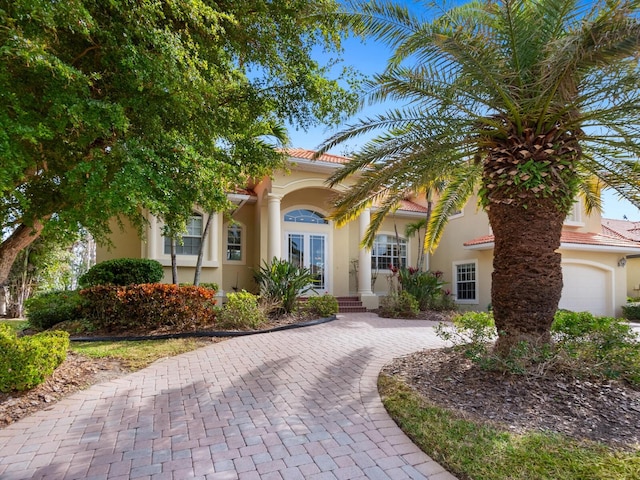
(97, 150, 640, 316)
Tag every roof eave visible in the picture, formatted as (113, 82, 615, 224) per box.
(464, 242, 640, 253)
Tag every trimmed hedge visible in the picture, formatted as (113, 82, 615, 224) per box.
(80, 284, 217, 333)
(79, 258, 164, 287)
(25, 290, 83, 330)
(0, 325, 69, 392)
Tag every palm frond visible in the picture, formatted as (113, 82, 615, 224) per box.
(426, 162, 482, 253)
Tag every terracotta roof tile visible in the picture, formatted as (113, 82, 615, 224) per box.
(397, 200, 429, 213)
(285, 148, 350, 165)
(602, 218, 640, 242)
(464, 230, 640, 250)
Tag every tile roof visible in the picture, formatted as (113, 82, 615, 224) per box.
(602, 218, 640, 242)
(284, 149, 426, 215)
(397, 200, 429, 214)
(464, 230, 640, 250)
(285, 148, 350, 165)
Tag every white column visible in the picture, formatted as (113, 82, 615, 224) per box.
(267, 193, 283, 260)
(358, 208, 373, 295)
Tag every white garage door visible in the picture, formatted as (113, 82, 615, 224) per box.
(559, 263, 611, 316)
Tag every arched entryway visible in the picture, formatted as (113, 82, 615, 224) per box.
(283, 208, 330, 291)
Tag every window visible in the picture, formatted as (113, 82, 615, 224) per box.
(372, 235, 407, 270)
(163, 213, 202, 255)
(284, 209, 328, 224)
(454, 261, 477, 303)
(564, 199, 583, 225)
(226, 224, 242, 261)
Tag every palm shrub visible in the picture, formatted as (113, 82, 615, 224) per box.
(323, 0, 640, 356)
(254, 257, 316, 315)
(396, 267, 447, 311)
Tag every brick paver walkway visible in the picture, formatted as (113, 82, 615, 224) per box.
(0, 313, 457, 480)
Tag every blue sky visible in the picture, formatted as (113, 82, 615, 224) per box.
(287, 4, 640, 222)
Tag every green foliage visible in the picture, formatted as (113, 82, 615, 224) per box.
(25, 290, 84, 330)
(379, 291, 419, 318)
(217, 291, 267, 330)
(0, 325, 69, 392)
(254, 257, 316, 315)
(395, 267, 448, 311)
(621, 302, 640, 321)
(79, 258, 164, 287)
(80, 284, 217, 333)
(321, 0, 640, 355)
(180, 282, 219, 292)
(0, 0, 359, 287)
(552, 311, 640, 384)
(435, 310, 640, 385)
(304, 294, 339, 317)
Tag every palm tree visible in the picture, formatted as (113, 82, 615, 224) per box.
(322, 0, 640, 354)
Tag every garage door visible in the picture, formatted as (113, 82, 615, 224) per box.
(559, 263, 611, 316)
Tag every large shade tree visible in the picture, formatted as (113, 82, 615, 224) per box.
(0, 0, 359, 287)
(322, 0, 640, 354)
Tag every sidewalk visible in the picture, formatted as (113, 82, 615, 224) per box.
(0, 313, 457, 480)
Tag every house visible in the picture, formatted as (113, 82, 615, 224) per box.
(602, 218, 640, 299)
(97, 149, 640, 316)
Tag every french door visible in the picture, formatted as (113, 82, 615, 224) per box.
(286, 233, 327, 291)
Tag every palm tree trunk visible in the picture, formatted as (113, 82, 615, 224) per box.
(487, 196, 565, 355)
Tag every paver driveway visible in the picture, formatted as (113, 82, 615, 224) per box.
(0, 313, 456, 480)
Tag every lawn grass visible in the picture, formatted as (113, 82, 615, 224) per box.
(70, 338, 215, 370)
(378, 374, 640, 480)
(0, 319, 29, 333)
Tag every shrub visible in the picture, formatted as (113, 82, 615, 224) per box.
(551, 310, 639, 384)
(80, 284, 217, 333)
(180, 282, 219, 291)
(435, 309, 640, 384)
(379, 291, 420, 318)
(0, 325, 69, 392)
(305, 294, 339, 317)
(25, 290, 83, 330)
(621, 302, 640, 321)
(254, 257, 316, 315)
(79, 258, 164, 287)
(395, 267, 447, 311)
(217, 291, 267, 330)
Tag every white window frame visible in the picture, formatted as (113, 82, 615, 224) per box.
(452, 260, 479, 304)
(164, 213, 203, 256)
(224, 222, 245, 264)
(372, 234, 408, 271)
(564, 198, 584, 227)
(146, 211, 219, 268)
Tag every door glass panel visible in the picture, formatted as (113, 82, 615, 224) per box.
(310, 235, 326, 290)
(288, 234, 304, 268)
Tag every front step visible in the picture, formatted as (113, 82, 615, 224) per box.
(336, 296, 367, 313)
(300, 296, 368, 313)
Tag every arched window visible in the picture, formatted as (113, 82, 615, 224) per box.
(284, 209, 328, 224)
(163, 213, 202, 255)
(372, 234, 407, 270)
